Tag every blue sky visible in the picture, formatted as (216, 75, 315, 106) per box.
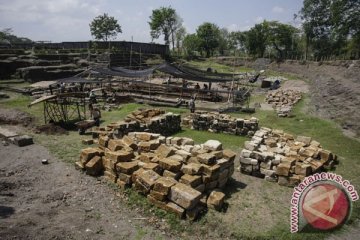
(0, 0, 303, 43)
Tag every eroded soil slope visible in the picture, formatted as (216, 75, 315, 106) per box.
(270, 60, 360, 138)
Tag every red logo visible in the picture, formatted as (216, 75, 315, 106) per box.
(301, 183, 350, 230)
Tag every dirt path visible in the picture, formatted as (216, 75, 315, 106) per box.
(0, 142, 167, 240)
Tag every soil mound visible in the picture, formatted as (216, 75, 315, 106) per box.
(0, 108, 33, 126)
(34, 123, 68, 135)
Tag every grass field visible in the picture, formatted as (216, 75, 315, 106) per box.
(1, 68, 359, 239)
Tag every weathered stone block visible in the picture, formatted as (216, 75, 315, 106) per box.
(179, 174, 202, 188)
(203, 140, 222, 151)
(85, 156, 103, 176)
(153, 177, 177, 195)
(207, 190, 225, 211)
(116, 161, 139, 174)
(168, 183, 202, 209)
(159, 158, 182, 172)
(155, 144, 175, 158)
(181, 163, 203, 175)
(105, 150, 134, 163)
(197, 153, 216, 165)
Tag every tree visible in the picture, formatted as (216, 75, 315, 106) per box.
(183, 33, 201, 58)
(299, 0, 334, 60)
(229, 31, 248, 54)
(89, 13, 122, 41)
(218, 28, 231, 55)
(196, 22, 221, 57)
(267, 21, 299, 59)
(246, 21, 270, 57)
(148, 6, 182, 49)
(0, 28, 32, 44)
(175, 26, 186, 55)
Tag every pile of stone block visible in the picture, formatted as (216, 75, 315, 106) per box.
(76, 132, 236, 219)
(239, 128, 338, 187)
(92, 108, 181, 138)
(266, 90, 302, 117)
(183, 111, 259, 137)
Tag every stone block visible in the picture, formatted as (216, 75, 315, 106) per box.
(80, 147, 102, 164)
(159, 158, 182, 172)
(116, 161, 139, 174)
(142, 162, 162, 175)
(118, 173, 132, 185)
(222, 149, 236, 161)
(105, 150, 134, 163)
(85, 156, 103, 176)
(179, 174, 202, 188)
(131, 168, 145, 183)
(155, 144, 175, 158)
(197, 153, 216, 165)
(164, 202, 185, 218)
(207, 190, 225, 211)
(168, 183, 202, 209)
(276, 163, 291, 176)
(150, 190, 167, 201)
(162, 170, 181, 180)
(104, 170, 117, 183)
(137, 170, 161, 190)
(294, 163, 312, 176)
(203, 140, 222, 151)
(153, 177, 178, 195)
(181, 163, 203, 175)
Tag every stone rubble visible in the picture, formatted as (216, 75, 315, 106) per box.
(266, 90, 302, 117)
(92, 108, 181, 138)
(76, 132, 235, 219)
(183, 111, 259, 137)
(239, 128, 338, 187)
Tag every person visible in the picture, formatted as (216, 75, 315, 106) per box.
(189, 97, 195, 113)
(194, 83, 200, 90)
(89, 103, 101, 127)
(60, 82, 65, 93)
(89, 90, 97, 104)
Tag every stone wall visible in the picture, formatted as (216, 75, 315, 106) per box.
(183, 111, 259, 137)
(266, 90, 302, 117)
(77, 132, 236, 219)
(93, 109, 181, 138)
(239, 128, 338, 187)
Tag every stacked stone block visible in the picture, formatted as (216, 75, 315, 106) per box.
(92, 108, 181, 138)
(266, 90, 302, 117)
(239, 128, 338, 187)
(77, 132, 236, 219)
(183, 111, 259, 137)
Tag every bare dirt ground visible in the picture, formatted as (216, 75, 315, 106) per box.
(270, 60, 360, 138)
(0, 108, 32, 126)
(0, 137, 169, 240)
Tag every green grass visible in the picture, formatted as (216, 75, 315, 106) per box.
(186, 59, 254, 73)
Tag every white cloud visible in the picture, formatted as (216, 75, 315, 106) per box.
(272, 6, 285, 13)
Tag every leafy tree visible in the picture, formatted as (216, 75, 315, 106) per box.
(0, 28, 32, 44)
(246, 21, 270, 57)
(183, 33, 201, 58)
(89, 13, 122, 41)
(267, 21, 299, 59)
(175, 26, 186, 55)
(299, 0, 335, 59)
(148, 6, 182, 49)
(196, 22, 221, 57)
(218, 28, 231, 55)
(229, 31, 248, 54)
